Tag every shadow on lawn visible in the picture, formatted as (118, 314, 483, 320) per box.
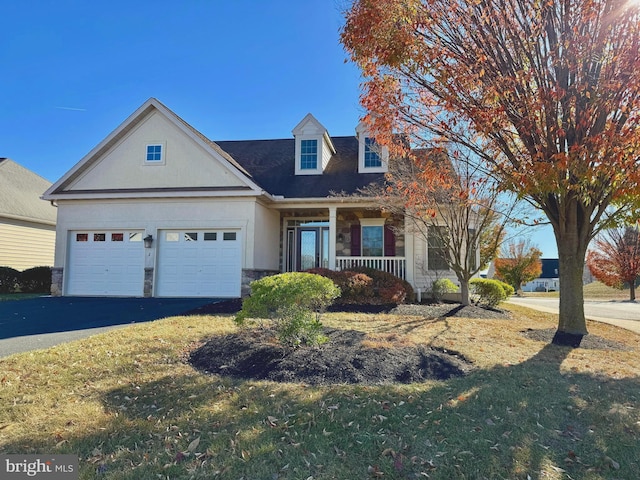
(3, 344, 639, 479)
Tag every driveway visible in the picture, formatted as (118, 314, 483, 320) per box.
(506, 297, 640, 334)
(0, 297, 222, 358)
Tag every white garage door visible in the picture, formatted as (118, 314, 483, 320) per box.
(156, 230, 242, 297)
(67, 231, 145, 296)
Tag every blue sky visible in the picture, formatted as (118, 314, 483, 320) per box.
(0, 0, 558, 257)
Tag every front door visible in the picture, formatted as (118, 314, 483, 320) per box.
(286, 221, 329, 271)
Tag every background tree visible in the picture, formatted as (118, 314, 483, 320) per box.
(587, 226, 640, 301)
(342, 0, 640, 346)
(494, 240, 543, 294)
(357, 145, 518, 305)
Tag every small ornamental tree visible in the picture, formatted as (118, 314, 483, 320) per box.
(494, 240, 543, 294)
(235, 272, 340, 347)
(587, 226, 640, 301)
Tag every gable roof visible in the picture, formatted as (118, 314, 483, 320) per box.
(539, 258, 559, 279)
(0, 158, 57, 225)
(216, 136, 386, 198)
(43, 98, 264, 199)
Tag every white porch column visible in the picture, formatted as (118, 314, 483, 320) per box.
(404, 214, 415, 287)
(329, 206, 337, 270)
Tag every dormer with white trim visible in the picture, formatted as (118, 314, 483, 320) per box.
(356, 121, 389, 174)
(292, 113, 336, 175)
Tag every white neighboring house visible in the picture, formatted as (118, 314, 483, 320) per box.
(0, 158, 57, 270)
(43, 98, 472, 298)
(521, 258, 560, 292)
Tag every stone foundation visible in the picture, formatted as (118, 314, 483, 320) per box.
(144, 268, 154, 298)
(50, 267, 63, 296)
(241, 269, 280, 296)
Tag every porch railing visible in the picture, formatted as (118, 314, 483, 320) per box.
(335, 256, 407, 280)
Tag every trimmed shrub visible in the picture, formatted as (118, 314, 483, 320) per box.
(431, 278, 459, 303)
(349, 266, 415, 304)
(305, 268, 374, 303)
(19, 266, 52, 293)
(470, 278, 508, 308)
(235, 272, 340, 347)
(306, 267, 414, 304)
(0, 267, 20, 294)
(496, 280, 515, 297)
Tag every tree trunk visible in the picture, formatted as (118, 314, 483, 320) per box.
(631, 284, 636, 302)
(460, 280, 470, 306)
(553, 229, 589, 347)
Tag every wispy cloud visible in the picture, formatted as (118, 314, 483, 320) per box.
(55, 106, 87, 111)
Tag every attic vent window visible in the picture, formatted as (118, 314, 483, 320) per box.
(300, 139, 318, 170)
(364, 137, 382, 168)
(146, 144, 163, 163)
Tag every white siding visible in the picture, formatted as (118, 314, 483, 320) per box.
(0, 218, 55, 270)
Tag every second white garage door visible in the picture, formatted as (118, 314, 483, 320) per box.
(156, 230, 242, 297)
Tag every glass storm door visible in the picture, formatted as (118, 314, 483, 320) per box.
(294, 227, 329, 271)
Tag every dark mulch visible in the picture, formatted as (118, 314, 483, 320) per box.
(185, 299, 512, 385)
(184, 298, 511, 319)
(189, 327, 474, 385)
(521, 328, 630, 351)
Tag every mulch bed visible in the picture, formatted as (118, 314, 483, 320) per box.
(189, 327, 474, 385)
(185, 299, 508, 385)
(186, 298, 626, 386)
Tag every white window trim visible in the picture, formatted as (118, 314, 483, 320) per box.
(145, 142, 166, 165)
(294, 136, 323, 175)
(359, 218, 386, 257)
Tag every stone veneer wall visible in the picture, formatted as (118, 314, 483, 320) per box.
(144, 268, 154, 298)
(50, 267, 63, 297)
(241, 268, 280, 296)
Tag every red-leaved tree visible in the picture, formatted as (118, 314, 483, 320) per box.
(494, 240, 543, 294)
(342, 0, 640, 346)
(587, 227, 640, 301)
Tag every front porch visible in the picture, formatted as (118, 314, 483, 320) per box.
(280, 207, 410, 281)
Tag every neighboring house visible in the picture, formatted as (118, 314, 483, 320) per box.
(521, 258, 560, 292)
(0, 158, 57, 270)
(43, 98, 468, 298)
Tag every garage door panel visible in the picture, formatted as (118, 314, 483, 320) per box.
(156, 229, 241, 297)
(67, 230, 144, 296)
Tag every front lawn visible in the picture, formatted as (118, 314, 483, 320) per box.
(0, 305, 638, 479)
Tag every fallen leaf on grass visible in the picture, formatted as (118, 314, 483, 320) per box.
(187, 436, 200, 452)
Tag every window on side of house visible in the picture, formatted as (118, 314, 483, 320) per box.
(362, 225, 384, 257)
(300, 139, 318, 170)
(364, 137, 382, 168)
(428, 226, 450, 270)
(146, 144, 163, 163)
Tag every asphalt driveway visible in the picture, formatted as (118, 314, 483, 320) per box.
(0, 297, 223, 358)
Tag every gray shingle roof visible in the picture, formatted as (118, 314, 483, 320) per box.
(215, 136, 386, 198)
(0, 158, 57, 224)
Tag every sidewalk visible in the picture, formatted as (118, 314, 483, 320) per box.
(505, 298, 640, 335)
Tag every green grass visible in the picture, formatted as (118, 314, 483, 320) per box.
(0, 293, 43, 302)
(1, 308, 639, 479)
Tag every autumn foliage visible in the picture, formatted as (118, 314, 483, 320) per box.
(494, 241, 543, 293)
(587, 227, 640, 301)
(342, 0, 640, 344)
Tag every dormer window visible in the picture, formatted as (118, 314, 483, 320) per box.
(356, 121, 388, 173)
(364, 137, 382, 168)
(293, 113, 336, 176)
(300, 139, 318, 170)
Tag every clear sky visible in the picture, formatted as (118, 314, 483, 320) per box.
(0, 0, 558, 257)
